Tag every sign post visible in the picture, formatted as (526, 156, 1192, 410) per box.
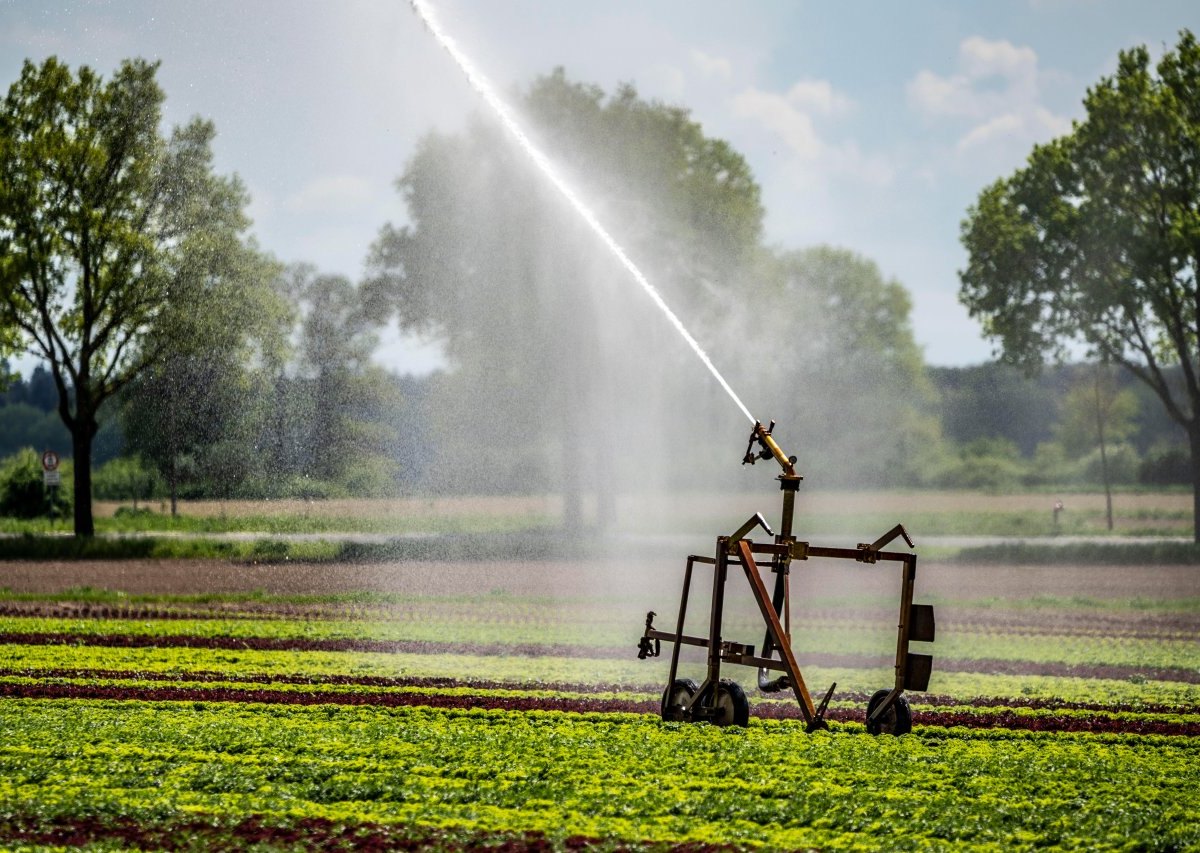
(41, 450, 61, 522)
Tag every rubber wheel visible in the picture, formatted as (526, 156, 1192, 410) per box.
(661, 678, 698, 722)
(701, 678, 750, 727)
(865, 689, 912, 735)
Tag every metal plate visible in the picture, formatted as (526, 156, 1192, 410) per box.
(904, 653, 933, 692)
(908, 604, 935, 643)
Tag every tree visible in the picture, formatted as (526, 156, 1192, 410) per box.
(741, 246, 936, 486)
(1055, 363, 1140, 529)
(365, 70, 765, 511)
(0, 57, 274, 534)
(960, 31, 1200, 541)
(275, 264, 406, 494)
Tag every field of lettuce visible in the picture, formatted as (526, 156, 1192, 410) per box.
(0, 554, 1197, 850)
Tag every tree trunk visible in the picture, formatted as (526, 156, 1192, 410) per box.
(1191, 426, 1200, 545)
(71, 418, 96, 538)
(1092, 366, 1114, 531)
(1100, 441, 1114, 531)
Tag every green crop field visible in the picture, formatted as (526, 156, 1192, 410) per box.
(0, 543, 1196, 851)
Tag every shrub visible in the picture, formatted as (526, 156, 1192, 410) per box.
(0, 448, 72, 519)
(1080, 442, 1141, 485)
(93, 456, 164, 505)
(1139, 445, 1191, 486)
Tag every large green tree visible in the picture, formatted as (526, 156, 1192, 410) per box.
(741, 246, 936, 486)
(960, 31, 1200, 540)
(279, 264, 406, 494)
(0, 57, 275, 534)
(366, 70, 765, 510)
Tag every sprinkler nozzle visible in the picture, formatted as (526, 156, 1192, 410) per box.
(743, 420, 797, 478)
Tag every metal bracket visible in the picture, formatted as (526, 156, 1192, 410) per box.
(857, 523, 915, 563)
(637, 611, 661, 659)
(806, 681, 837, 732)
(727, 512, 773, 549)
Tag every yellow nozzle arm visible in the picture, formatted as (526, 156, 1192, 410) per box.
(746, 421, 797, 478)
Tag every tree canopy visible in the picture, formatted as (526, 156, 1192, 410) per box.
(0, 57, 280, 534)
(960, 30, 1200, 538)
(365, 69, 768, 504)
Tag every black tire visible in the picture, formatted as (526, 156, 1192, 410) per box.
(661, 678, 698, 722)
(865, 689, 912, 735)
(701, 678, 750, 727)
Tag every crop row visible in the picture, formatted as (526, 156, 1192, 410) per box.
(1, 613, 1197, 672)
(0, 815, 594, 853)
(2, 640, 1197, 709)
(1, 698, 1197, 850)
(2, 665, 1196, 716)
(1, 672, 1197, 735)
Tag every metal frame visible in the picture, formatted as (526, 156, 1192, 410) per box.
(638, 421, 935, 730)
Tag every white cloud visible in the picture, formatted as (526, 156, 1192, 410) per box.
(283, 175, 374, 214)
(785, 79, 853, 117)
(690, 48, 732, 80)
(908, 36, 1038, 120)
(957, 106, 1070, 152)
(907, 35, 1069, 156)
(960, 35, 1038, 82)
(729, 80, 887, 189)
(645, 62, 687, 99)
(732, 86, 822, 160)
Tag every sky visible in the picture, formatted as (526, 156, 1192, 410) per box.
(2, 0, 1199, 375)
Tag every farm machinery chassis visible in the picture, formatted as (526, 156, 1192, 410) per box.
(637, 420, 935, 734)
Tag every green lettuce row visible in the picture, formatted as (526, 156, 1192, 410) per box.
(0, 699, 1196, 850)
(1, 615, 1196, 670)
(2, 642, 1197, 709)
(1, 673, 1197, 730)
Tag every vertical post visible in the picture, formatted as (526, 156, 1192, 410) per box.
(705, 538, 730, 692)
(666, 557, 695, 690)
(894, 555, 916, 691)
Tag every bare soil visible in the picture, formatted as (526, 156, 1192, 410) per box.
(0, 556, 1196, 602)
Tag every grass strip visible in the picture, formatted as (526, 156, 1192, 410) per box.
(956, 540, 1200, 564)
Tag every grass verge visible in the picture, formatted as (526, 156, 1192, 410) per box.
(956, 541, 1200, 565)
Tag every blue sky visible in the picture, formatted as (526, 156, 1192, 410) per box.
(2, 1, 1198, 373)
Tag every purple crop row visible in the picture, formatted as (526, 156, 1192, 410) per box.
(2, 679, 1196, 735)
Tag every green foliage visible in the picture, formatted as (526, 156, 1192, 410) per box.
(92, 455, 164, 503)
(957, 540, 1200, 565)
(0, 403, 70, 460)
(959, 30, 1200, 535)
(742, 247, 935, 487)
(930, 438, 1025, 491)
(1054, 367, 1139, 458)
(367, 69, 766, 497)
(0, 448, 71, 519)
(0, 701, 1197, 850)
(0, 57, 281, 535)
(1139, 444, 1191, 485)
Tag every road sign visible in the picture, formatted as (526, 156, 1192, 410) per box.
(43, 470, 61, 487)
(41, 450, 60, 472)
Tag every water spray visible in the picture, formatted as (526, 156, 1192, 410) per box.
(409, 1, 936, 734)
(408, 0, 755, 425)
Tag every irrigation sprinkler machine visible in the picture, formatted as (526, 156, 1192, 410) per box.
(636, 420, 935, 735)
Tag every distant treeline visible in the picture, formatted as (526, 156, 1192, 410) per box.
(929, 362, 1182, 457)
(0, 357, 1189, 503)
